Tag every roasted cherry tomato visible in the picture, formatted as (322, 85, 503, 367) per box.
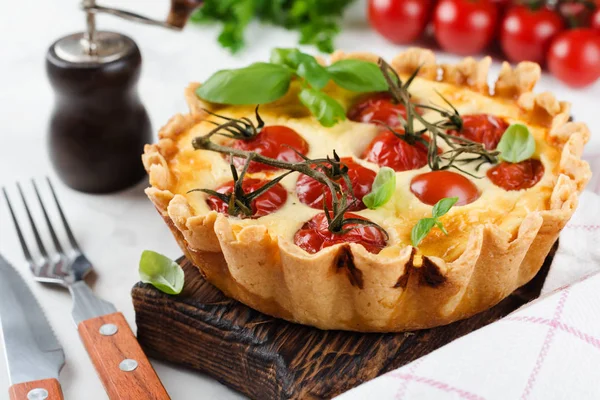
(487, 159, 544, 191)
(410, 170, 480, 206)
(433, 0, 499, 55)
(447, 114, 509, 150)
(500, 6, 564, 64)
(296, 158, 376, 211)
(362, 130, 430, 172)
(368, 0, 434, 44)
(547, 29, 600, 88)
(347, 92, 409, 127)
(206, 178, 287, 217)
(231, 125, 309, 173)
(294, 212, 387, 254)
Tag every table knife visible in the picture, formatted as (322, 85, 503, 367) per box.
(0, 255, 65, 400)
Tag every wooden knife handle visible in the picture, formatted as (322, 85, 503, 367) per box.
(9, 379, 63, 400)
(78, 312, 170, 400)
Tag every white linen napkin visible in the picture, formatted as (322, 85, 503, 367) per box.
(336, 190, 600, 400)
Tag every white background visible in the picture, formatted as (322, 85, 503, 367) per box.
(0, 1, 598, 399)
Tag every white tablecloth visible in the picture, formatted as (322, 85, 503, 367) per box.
(0, 1, 598, 399)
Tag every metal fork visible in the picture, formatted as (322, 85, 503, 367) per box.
(3, 178, 114, 322)
(3, 178, 170, 399)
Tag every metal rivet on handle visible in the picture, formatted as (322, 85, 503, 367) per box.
(99, 323, 118, 336)
(119, 359, 138, 372)
(27, 388, 48, 400)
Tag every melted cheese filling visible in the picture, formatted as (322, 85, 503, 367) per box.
(169, 77, 560, 262)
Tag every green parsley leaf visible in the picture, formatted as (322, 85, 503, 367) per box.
(327, 59, 389, 93)
(139, 250, 184, 295)
(432, 197, 458, 219)
(497, 123, 536, 163)
(197, 62, 293, 105)
(411, 218, 436, 248)
(411, 197, 458, 247)
(298, 88, 346, 127)
(363, 167, 396, 210)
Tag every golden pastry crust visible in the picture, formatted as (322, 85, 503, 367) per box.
(143, 49, 591, 332)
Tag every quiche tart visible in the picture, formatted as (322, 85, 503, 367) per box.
(142, 48, 591, 332)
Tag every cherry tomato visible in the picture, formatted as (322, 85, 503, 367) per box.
(206, 178, 287, 217)
(231, 125, 309, 173)
(547, 29, 600, 88)
(296, 158, 376, 211)
(592, 8, 600, 32)
(558, 2, 595, 28)
(433, 0, 499, 55)
(487, 159, 544, 191)
(347, 92, 409, 127)
(368, 0, 434, 44)
(447, 114, 509, 150)
(500, 6, 564, 64)
(362, 130, 429, 172)
(410, 170, 480, 206)
(294, 212, 387, 254)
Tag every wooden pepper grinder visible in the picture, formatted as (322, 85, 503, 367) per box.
(46, 0, 202, 193)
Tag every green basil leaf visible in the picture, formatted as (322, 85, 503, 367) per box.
(298, 88, 346, 127)
(497, 123, 536, 163)
(363, 167, 396, 210)
(197, 62, 293, 105)
(327, 59, 388, 92)
(411, 218, 436, 247)
(270, 48, 302, 69)
(139, 250, 184, 295)
(297, 56, 330, 90)
(432, 197, 458, 219)
(435, 220, 448, 235)
(271, 48, 330, 89)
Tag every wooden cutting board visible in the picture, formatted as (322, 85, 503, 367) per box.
(132, 242, 556, 400)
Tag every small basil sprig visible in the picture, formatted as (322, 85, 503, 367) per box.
(497, 124, 536, 163)
(139, 250, 184, 295)
(363, 167, 396, 209)
(411, 197, 458, 247)
(197, 48, 388, 127)
(298, 88, 346, 127)
(327, 59, 388, 93)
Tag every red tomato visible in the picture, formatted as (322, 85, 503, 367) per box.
(410, 170, 480, 205)
(362, 130, 429, 172)
(433, 0, 499, 55)
(206, 178, 287, 217)
(231, 125, 309, 173)
(558, 2, 595, 28)
(296, 158, 376, 211)
(368, 0, 434, 44)
(347, 92, 408, 127)
(487, 159, 544, 191)
(547, 29, 600, 88)
(592, 8, 600, 32)
(447, 114, 509, 150)
(294, 212, 387, 254)
(500, 6, 564, 64)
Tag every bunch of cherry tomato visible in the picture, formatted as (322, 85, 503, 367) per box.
(368, 0, 600, 87)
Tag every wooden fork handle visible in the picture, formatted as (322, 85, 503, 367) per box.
(9, 378, 63, 400)
(78, 312, 170, 400)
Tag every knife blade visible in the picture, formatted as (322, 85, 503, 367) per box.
(0, 255, 65, 399)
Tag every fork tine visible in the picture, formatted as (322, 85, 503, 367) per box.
(32, 179, 64, 254)
(2, 187, 34, 264)
(46, 177, 81, 252)
(16, 182, 48, 258)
